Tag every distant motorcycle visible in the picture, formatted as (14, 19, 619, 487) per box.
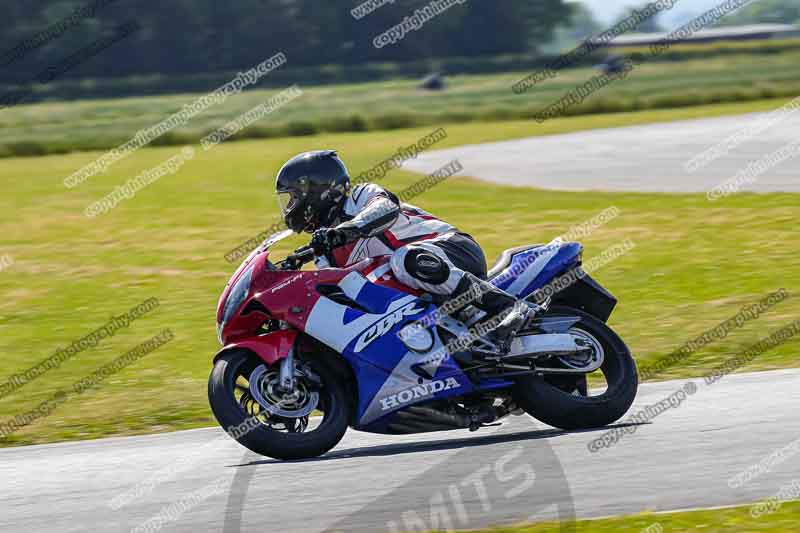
(209, 231, 638, 460)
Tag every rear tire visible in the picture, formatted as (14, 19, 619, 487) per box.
(512, 306, 637, 430)
(208, 350, 349, 460)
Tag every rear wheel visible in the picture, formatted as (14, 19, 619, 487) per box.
(512, 306, 637, 430)
(208, 349, 349, 460)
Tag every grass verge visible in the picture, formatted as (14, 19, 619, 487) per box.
(0, 106, 797, 445)
(447, 501, 800, 532)
(1, 48, 799, 157)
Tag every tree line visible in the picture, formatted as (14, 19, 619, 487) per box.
(0, 0, 570, 85)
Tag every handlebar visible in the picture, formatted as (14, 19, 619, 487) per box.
(278, 245, 317, 270)
(293, 245, 316, 262)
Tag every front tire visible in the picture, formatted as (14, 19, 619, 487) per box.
(208, 350, 349, 460)
(512, 306, 638, 430)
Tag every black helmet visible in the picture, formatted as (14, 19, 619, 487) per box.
(275, 150, 350, 233)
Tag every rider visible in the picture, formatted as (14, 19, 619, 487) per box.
(275, 150, 532, 349)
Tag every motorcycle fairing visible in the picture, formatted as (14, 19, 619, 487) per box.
(491, 242, 583, 299)
(215, 329, 298, 366)
(302, 270, 475, 427)
(222, 245, 584, 429)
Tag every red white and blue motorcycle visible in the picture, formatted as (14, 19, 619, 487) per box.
(209, 231, 638, 460)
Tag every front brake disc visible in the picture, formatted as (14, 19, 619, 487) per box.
(248, 365, 319, 418)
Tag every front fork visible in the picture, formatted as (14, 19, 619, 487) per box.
(278, 346, 296, 392)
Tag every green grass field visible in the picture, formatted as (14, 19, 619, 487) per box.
(0, 99, 798, 446)
(448, 501, 800, 532)
(2, 47, 800, 157)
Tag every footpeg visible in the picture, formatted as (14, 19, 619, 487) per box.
(490, 302, 534, 352)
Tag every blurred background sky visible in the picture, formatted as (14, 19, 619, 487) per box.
(574, 0, 743, 25)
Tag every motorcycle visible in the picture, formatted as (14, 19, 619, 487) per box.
(209, 230, 638, 460)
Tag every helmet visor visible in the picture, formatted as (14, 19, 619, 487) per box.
(277, 191, 299, 217)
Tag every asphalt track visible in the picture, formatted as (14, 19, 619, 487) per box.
(2, 368, 800, 532)
(4, 112, 799, 533)
(403, 112, 800, 192)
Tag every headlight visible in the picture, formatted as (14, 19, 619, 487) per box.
(400, 324, 434, 353)
(221, 264, 255, 325)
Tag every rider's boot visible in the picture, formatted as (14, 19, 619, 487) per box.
(451, 273, 533, 352)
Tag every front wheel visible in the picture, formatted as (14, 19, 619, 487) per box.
(512, 306, 638, 430)
(208, 349, 349, 460)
